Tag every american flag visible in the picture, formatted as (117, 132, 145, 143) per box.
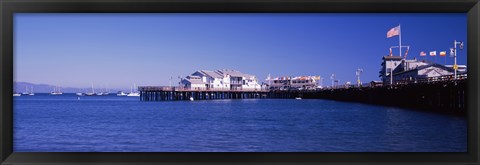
(420, 51, 426, 56)
(387, 26, 400, 38)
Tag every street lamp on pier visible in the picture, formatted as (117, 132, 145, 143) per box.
(356, 68, 363, 87)
(452, 40, 463, 80)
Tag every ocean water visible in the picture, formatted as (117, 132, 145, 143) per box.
(13, 94, 467, 152)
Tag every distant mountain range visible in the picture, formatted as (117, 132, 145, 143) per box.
(14, 82, 127, 93)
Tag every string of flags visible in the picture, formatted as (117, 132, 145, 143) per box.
(420, 51, 448, 57)
(420, 51, 426, 56)
(440, 51, 446, 56)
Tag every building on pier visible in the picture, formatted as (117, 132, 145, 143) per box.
(180, 69, 262, 91)
(267, 76, 321, 90)
(379, 56, 467, 85)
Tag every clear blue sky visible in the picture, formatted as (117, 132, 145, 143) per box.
(14, 13, 467, 89)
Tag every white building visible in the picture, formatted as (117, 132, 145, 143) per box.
(379, 56, 403, 85)
(379, 56, 464, 84)
(180, 69, 261, 91)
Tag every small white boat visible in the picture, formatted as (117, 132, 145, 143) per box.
(50, 91, 63, 95)
(84, 83, 96, 96)
(117, 91, 128, 96)
(295, 97, 302, 100)
(102, 84, 110, 96)
(23, 86, 35, 95)
(127, 84, 140, 97)
(28, 86, 35, 96)
(189, 96, 194, 101)
(13, 93, 21, 97)
(76, 92, 85, 96)
(50, 86, 63, 95)
(85, 93, 95, 96)
(22, 86, 29, 95)
(127, 92, 140, 97)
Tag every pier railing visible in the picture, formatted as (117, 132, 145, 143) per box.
(316, 74, 468, 90)
(392, 74, 467, 85)
(138, 86, 269, 92)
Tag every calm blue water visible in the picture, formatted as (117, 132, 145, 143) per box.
(13, 94, 467, 152)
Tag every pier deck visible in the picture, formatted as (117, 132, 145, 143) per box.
(138, 86, 269, 101)
(139, 80, 466, 115)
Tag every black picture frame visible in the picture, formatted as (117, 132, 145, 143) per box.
(1, 0, 479, 164)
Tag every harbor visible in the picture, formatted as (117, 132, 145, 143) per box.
(10, 15, 469, 153)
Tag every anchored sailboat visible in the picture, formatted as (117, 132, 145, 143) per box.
(127, 83, 140, 97)
(22, 86, 35, 95)
(85, 83, 96, 96)
(50, 85, 63, 95)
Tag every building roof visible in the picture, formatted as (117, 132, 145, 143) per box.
(382, 56, 403, 60)
(217, 69, 254, 78)
(187, 75, 201, 79)
(393, 63, 454, 76)
(199, 70, 223, 78)
(183, 78, 206, 84)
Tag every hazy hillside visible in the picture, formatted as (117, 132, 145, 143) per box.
(14, 82, 128, 93)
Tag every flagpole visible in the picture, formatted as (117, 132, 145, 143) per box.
(392, 24, 402, 85)
(399, 24, 402, 58)
(444, 55, 446, 65)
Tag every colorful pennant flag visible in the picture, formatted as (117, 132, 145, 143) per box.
(420, 51, 426, 56)
(439, 51, 447, 56)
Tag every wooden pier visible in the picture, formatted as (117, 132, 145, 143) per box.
(270, 79, 467, 115)
(138, 86, 269, 101)
(139, 80, 466, 115)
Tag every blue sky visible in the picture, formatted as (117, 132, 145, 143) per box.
(14, 13, 467, 89)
